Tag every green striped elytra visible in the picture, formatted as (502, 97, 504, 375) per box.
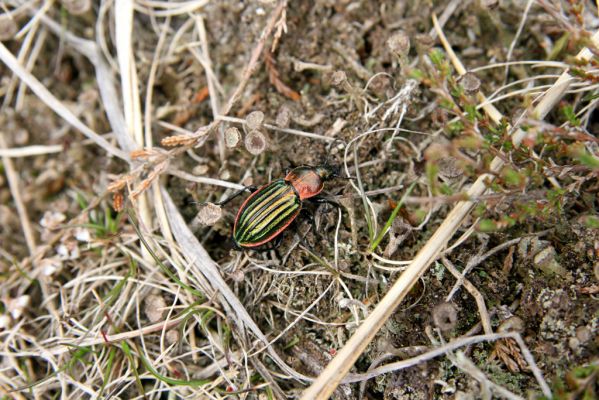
(233, 165, 338, 248)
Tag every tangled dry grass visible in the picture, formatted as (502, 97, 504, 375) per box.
(0, 1, 598, 399)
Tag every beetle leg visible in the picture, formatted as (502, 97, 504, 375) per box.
(244, 238, 283, 261)
(272, 233, 285, 248)
(309, 196, 341, 214)
(299, 208, 317, 237)
(213, 185, 258, 206)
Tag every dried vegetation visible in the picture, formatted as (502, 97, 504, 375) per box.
(0, 0, 598, 399)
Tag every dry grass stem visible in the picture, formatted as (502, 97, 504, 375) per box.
(441, 257, 492, 335)
(0, 41, 128, 160)
(216, 114, 338, 142)
(0, 134, 36, 255)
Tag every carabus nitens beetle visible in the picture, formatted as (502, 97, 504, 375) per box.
(215, 165, 344, 249)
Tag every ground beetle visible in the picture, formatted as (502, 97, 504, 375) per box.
(216, 165, 343, 249)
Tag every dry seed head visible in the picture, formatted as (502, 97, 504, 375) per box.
(244, 130, 268, 155)
(0, 15, 17, 41)
(61, 0, 91, 15)
(129, 178, 152, 200)
(225, 127, 241, 148)
(112, 192, 124, 211)
(387, 31, 410, 57)
(230, 269, 245, 283)
(196, 202, 222, 226)
(432, 302, 458, 332)
(459, 72, 481, 95)
(245, 111, 265, 130)
(276, 105, 291, 128)
(161, 134, 195, 147)
(107, 178, 127, 192)
(130, 149, 153, 159)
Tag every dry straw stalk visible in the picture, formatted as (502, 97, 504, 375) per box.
(300, 17, 599, 400)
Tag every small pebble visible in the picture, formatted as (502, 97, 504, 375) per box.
(0, 315, 11, 330)
(0, 15, 17, 41)
(497, 316, 524, 333)
(575, 326, 591, 343)
(219, 169, 231, 180)
(224, 127, 241, 148)
(144, 294, 166, 323)
(196, 203, 223, 226)
(568, 337, 580, 351)
(193, 165, 209, 175)
(533, 246, 566, 276)
(166, 329, 180, 344)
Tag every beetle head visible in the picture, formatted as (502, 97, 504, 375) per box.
(315, 164, 340, 180)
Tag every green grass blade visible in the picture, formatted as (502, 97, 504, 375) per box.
(369, 181, 417, 253)
(353, 143, 374, 242)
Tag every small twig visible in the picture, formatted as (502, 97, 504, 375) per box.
(0, 144, 63, 157)
(451, 351, 524, 400)
(215, 115, 337, 142)
(340, 331, 546, 391)
(442, 258, 492, 335)
(167, 169, 245, 190)
(205, 1, 287, 130)
(265, 50, 300, 101)
(504, 0, 535, 83)
(446, 237, 525, 301)
(0, 134, 36, 256)
(292, 58, 333, 72)
(20, 314, 188, 357)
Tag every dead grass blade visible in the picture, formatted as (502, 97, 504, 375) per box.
(0, 41, 128, 160)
